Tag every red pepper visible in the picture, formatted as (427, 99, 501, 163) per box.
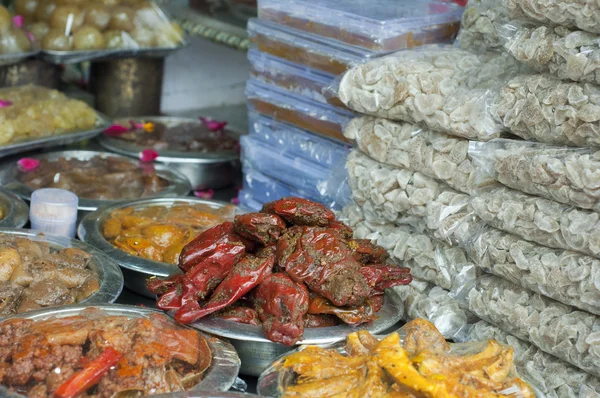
(54, 347, 122, 398)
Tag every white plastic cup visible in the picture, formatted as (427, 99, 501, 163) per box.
(29, 188, 79, 238)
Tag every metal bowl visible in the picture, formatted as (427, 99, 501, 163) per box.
(97, 116, 241, 190)
(78, 197, 235, 297)
(0, 303, 240, 396)
(0, 228, 123, 317)
(187, 291, 404, 376)
(0, 188, 28, 228)
(0, 150, 192, 212)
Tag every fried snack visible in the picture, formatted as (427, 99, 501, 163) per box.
(279, 319, 535, 398)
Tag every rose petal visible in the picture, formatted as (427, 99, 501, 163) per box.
(12, 15, 24, 28)
(104, 124, 129, 136)
(231, 197, 240, 205)
(129, 121, 145, 129)
(17, 158, 40, 172)
(194, 189, 214, 200)
(26, 32, 35, 43)
(199, 116, 228, 132)
(0, 99, 13, 108)
(139, 149, 159, 163)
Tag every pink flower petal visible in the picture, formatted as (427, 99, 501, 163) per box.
(231, 197, 240, 205)
(26, 32, 35, 43)
(17, 158, 40, 172)
(139, 149, 159, 163)
(104, 124, 129, 136)
(194, 189, 214, 200)
(199, 116, 228, 132)
(129, 120, 145, 129)
(0, 100, 13, 108)
(12, 15, 24, 28)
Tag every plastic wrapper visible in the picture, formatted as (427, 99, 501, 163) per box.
(472, 185, 600, 259)
(458, 273, 600, 377)
(26, 0, 184, 53)
(493, 74, 600, 147)
(345, 116, 494, 194)
(470, 139, 600, 211)
(238, 190, 263, 212)
(466, 223, 600, 315)
(259, 318, 540, 398)
(248, 110, 348, 169)
(246, 78, 354, 143)
(257, 0, 462, 52)
(0, 85, 98, 146)
(457, 0, 508, 52)
(504, 0, 600, 35)
(502, 23, 600, 85)
(340, 203, 479, 291)
(458, 319, 600, 398)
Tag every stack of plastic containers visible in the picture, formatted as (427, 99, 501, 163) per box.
(240, 0, 465, 210)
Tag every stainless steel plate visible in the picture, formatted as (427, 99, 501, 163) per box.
(0, 228, 123, 316)
(0, 188, 28, 228)
(98, 116, 241, 191)
(78, 197, 235, 297)
(39, 41, 189, 64)
(0, 112, 111, 159)
(0, 50, 39, 67)
(0, 150, 192, 212)
(0, 304, 240, 395)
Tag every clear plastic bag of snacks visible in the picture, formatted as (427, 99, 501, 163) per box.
(457, 0, 508, 52)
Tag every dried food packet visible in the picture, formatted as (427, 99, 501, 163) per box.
(470, 139, 600, 211)
(466, 223, 600, 315)
(457, 0, 508, 52)
(336, 47, 525, 141)
(501, 23, 600, 85)
(493, 74, 600, 147)
(457, 319, 600, 398)
(394, 280, 476, 338)
(504, 0, 600, 35)
(344, 116, 495, 194)
(458, 273, 600, 377)
(472, 186, 600, 259)
(341, 203, 479, 291)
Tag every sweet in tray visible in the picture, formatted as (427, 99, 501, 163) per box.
(0, 233, 99, 316)
(0, 5, 34, 55)
(0, 85, 97, 145)
(147, 197, 412, 346)
(20, 0, 184, 52)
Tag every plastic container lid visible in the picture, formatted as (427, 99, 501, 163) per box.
(248, 110, 348, 168)
(29, 188, 78, 238)
(245, 78, 354, 143)
(257, 0, 463, 51)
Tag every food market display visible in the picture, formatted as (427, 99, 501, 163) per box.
(18, 154, 172, 201)
(260, 319, 535, 397)
(0, 233, 100, 316)
(0, 85, 98, 146)
(103, 202, 236, 264)
(21, 0, 184, 52)
(0, 307, 213, 397)
(147, 197, 412, 346)
(111, 118, 239, 153)
(0, 5, 33, 55)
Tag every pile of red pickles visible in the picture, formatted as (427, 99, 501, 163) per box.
(147, 197, 412, 346)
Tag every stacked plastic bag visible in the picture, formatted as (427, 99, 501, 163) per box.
(333, 0, 600, 394)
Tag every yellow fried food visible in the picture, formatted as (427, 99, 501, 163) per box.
(280, 319, 535, 398)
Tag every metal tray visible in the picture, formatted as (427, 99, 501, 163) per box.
(97, 116, 241, 190)
(0, 111, 111, 159)
(78, 197, 235, 297)
(0, 303, 241, 395)
(40, 41, 189, 64)
(0, 150, 192, 212)
(0, 50, 40, 67)
(0, 188, 28, 228)
(187, 292, 404, 376)
(0, 227, 123, 317)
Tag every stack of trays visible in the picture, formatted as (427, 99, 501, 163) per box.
(242, 0, 464, 209)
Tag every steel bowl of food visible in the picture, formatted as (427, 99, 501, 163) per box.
(98, 116, 241, 190)
(78, 197, 237, 297)
(0, 150, 192, 213)
(0, 304, 241, 397)
(0, 228, 123, 317)
(0, 188, 28, 228)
